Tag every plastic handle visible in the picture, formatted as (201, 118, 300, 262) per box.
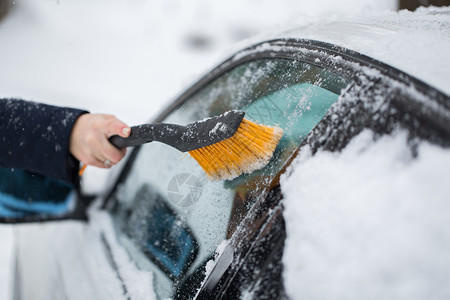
(108, 125, 154, 149)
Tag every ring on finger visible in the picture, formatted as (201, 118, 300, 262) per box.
(104, 159, 112, 168)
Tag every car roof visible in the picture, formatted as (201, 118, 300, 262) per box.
(251, 6, 450, 96)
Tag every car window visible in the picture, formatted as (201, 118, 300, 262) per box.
(0, 167, 75, 220)
(109, 58, 350, 298)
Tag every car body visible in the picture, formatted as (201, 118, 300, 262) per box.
(2, 6, 450, 300)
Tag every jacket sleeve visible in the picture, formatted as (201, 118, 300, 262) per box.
(0, 98, 88, 185)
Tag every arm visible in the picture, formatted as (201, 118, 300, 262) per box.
(0, 99, 129, 185)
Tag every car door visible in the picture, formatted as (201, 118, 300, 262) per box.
(103, 40, 352, 299)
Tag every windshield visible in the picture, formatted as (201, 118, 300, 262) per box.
(108, 58, 349, 298)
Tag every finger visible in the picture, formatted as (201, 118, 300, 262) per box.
(92, 151, 114, 169)
(90, 156, 108, 168)
(101, 141, 127, 164)
(104, 115, 130, 138)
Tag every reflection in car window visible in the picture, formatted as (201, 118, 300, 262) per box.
(109, 58, 349, 298)
(0, 167, 75, 219)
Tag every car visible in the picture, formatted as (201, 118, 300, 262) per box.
(1, 6, 450, 300)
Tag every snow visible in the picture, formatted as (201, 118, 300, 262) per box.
(9, 0, 449, 299)
(278, 6, 450, 96)
(0, 226, 13, 300)
(12, 209, 156, 300)
(203, 240, 229, 281)
(281, 129, 450, 299)
(0, 0, 398, 125)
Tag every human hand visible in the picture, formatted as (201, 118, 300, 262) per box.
(69, 113, 130, 168)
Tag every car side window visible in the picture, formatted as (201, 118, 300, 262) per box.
(109, 58, 349, 298)
(0, 167, 76, 221)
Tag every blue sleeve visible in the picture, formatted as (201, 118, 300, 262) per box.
(0, 99, 89, 185)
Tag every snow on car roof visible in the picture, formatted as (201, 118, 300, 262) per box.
(268, 6, 450, 96)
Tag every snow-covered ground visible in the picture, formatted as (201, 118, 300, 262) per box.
(0, 0, 405, 299)
(0, 226, 13, 300)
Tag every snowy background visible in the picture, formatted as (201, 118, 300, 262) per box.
(10, 0, 450, 299)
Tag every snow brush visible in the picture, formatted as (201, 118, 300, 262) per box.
(108, 110, 283, 180)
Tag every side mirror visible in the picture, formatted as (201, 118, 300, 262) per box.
(0, 167, 88, 223)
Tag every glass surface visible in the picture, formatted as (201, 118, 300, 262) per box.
(110, 58, 350, 298)
(0, 167, 75, 219)
(115, 184, 199, 280)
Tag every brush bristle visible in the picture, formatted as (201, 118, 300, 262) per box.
(188, 118, 283, 180)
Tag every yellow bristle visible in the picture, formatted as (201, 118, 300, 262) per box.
(188, 118, 284, 180)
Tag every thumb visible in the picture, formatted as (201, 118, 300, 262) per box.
(119, 126, 131, 138)
(106, 116, 130, 138)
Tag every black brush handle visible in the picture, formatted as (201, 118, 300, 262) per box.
(108, 110, 245, 151)
(108, 123, 185, 149)
(109, 125, 155, 149)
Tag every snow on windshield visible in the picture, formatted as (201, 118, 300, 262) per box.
(280, 128, 450, 299)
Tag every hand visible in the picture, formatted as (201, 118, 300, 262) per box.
(69, 113, 130, 168)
